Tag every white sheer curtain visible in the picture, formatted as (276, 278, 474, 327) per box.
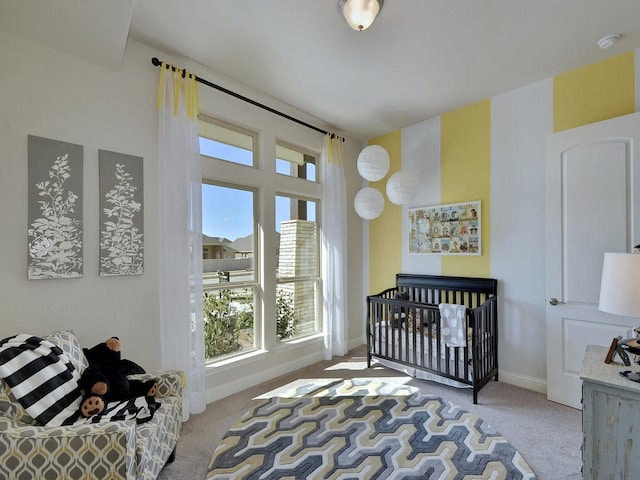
(157, 64, 206, 420)
(321, 134, 348, 360)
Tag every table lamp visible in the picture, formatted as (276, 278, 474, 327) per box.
(598, 252, 640, 363)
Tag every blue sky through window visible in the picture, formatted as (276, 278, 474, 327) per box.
(202, 184, 253, 241)
(200, 137, 316, 242)
(203, 187, 316, 241)
(200, 138, 252, 166)
(201, 138, 253, 241)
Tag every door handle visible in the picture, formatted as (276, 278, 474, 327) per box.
(549, 297, 564, 306)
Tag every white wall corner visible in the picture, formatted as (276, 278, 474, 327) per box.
(349, 337, 366, 353)
(498, 368, 547, 395)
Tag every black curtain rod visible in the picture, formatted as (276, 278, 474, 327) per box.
(151, 57, 344, 142)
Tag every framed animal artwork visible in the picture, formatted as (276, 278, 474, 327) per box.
(408, 201, 481, 255)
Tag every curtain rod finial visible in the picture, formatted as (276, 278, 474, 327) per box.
(151, 57, 161, 66)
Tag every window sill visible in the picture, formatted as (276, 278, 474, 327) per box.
(204, 333, 324, 371)
(206, 348, 268, 370)
(275, 332, 324, 353)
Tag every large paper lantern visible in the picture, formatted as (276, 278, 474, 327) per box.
(386, 170, 419, 205)
(354, 187, 384, 220)
(357, 145, 390, 182)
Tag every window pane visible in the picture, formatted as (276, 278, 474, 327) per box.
(202, 184, 255, 286)
(306, 161, 316, 181)
(202, 182, 256, 360)
(277, 281, 318, 340)
(199, 121, 254, 167)
(276, 144, 316, 181)
(276, 193, 319, 341)
(204, 287, 255, 359)
(276, 195, 318, 279)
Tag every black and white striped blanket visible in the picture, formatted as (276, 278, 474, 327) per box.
(0, 334, 159, 426)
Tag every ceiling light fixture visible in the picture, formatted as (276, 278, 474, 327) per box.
(339, 0, 383, 32)
(597, 34, 620, 49)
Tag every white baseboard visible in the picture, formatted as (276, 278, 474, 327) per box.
(205, 350, 325, 404)
(498, 368, 546, 394)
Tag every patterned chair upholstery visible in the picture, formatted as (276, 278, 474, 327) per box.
(0, 330, 183, 480)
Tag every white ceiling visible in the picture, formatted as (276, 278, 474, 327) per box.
(2, 0, 640, 140)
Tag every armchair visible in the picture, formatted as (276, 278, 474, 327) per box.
(0, 330, 183, 480)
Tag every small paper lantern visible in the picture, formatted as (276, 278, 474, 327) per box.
(357, 145, 390, 182)
(354, 187, 384, 220)
(386, 170, 419, 205)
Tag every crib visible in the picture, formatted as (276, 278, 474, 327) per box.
(366, 274, 498, 404)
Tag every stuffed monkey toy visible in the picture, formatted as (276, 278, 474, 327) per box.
(78, 337, 158, 418)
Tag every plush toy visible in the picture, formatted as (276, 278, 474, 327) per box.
(78, 337, 158, 418)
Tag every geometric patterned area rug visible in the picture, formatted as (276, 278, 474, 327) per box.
(207, 379, 537, 480)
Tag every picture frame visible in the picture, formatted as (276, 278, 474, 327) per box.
(605, 336, 623, 364)
(99, 149, 144, 277)
(27, 135, 84, 279)
(408, 200, 481, 255)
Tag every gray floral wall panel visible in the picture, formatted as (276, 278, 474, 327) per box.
(27, 135, 84, 280)
(99, 150, 144, 276)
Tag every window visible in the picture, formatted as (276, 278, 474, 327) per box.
(276, 194, 319, 339)
(199, 120, 254, 167)
(199, 115, 322, 362)
(202, 183, 257, 360)
(276, 143, 316, 181)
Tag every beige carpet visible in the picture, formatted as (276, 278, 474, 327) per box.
(158, 346, 582, 480)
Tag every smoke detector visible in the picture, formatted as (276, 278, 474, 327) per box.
(597, 34, 620, 49)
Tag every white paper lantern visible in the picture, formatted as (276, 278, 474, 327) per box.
(386, 170, 419, 205)
(354, 187, 384, 220)
(357, 145, 390, 182)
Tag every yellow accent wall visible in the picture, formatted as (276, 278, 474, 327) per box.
(368, 131, 402, 294)
(440, 100, 491, 277)
(367, 51, 636, 287)
(554, 52, 635, 132)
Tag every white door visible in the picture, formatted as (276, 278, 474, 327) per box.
(546, 111, 640, 409)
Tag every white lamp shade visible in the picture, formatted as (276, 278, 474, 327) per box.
(340, 0, 382, 31)
(357, 145, 389, 182)
(598, 252, 640, 317)
(386, 170, 419, 205)
(354, 187, 384, 220)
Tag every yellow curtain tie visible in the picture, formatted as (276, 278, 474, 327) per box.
(172, 68, 181, 116)
(156, 63, 200, 122)
(186, 73, 199, 122)
(157, 62, 166, 110)
(326, 133, 343, 164)
(194, 75, 200, 119)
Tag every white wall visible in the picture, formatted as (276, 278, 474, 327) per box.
(490, 79, 553, 390)
(0, 31, 364, 402)
(0, 32, 161, 370)
(401, 117, 442, 275)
